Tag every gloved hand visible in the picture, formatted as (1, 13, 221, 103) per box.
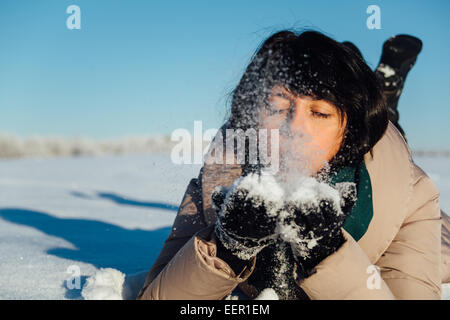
(277, 179, 357, 279)
(212, 172, 285, 261)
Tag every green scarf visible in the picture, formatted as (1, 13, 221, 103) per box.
(329, 161, 374, 241)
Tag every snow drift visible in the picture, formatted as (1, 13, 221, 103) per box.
(0, 132, 175, 159)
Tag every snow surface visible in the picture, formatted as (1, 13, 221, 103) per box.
(0, 132, 175, 158)
(0, 153, 448, 299)
(0, 153, 200, 299)
(255, 288, 279, 300)
(81, 268, 125, 300)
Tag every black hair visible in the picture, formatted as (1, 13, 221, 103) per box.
(227, 30, 388, 172)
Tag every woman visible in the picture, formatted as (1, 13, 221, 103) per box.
(137, 30, 450, 300)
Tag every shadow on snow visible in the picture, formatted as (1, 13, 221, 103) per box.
(70, 191, 179, 212)
(0, 207, 172, 299)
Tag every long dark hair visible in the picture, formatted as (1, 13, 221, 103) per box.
(226, 30, 388, 172)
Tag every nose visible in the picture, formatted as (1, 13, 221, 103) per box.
(288, 102, 306, 137)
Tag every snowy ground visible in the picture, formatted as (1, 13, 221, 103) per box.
(0, 153, 201, 299)
(0, 153, 448, 299)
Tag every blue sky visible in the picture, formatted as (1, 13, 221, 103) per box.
(0, 0, 449, 150)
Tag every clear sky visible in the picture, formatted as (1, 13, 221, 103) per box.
(0, 0, 449, 150)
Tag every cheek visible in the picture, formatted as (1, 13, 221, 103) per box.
(314, 131, 339, 153)
(303, 123, 344, 168)
(259, 112, 284, 131)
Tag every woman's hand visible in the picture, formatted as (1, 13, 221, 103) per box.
(212, 172, 285, 261)
(277, 180, 357, 279)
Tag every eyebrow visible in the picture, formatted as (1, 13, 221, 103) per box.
(271, 92, 293, 100)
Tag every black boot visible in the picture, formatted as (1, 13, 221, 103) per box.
(375, 35, 423, 141)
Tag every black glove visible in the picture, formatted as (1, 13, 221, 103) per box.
(278, 179, 357, 279)
(212, 172, 285, 262)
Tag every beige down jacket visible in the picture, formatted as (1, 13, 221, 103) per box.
(138, 122, 450, 300)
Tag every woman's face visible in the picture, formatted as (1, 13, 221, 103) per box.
(259, 85, 347, 176)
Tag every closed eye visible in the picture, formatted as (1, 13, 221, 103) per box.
(311, 111, 330, 119)
(267, 108, 290, 116)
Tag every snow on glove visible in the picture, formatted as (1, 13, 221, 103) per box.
(212, 172, 285, 261)
(277, 178, 357, 279)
